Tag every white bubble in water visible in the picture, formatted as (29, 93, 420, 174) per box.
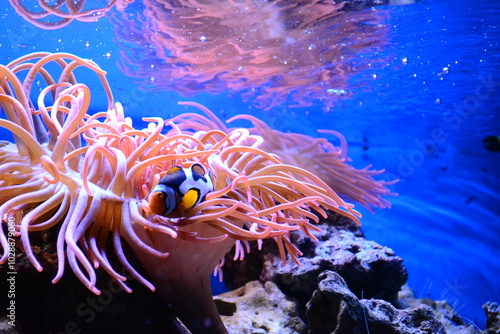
(437, 66, 450, 76)
(327, 89, 347, 96)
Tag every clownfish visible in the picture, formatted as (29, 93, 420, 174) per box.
(148, 163, 214, 217)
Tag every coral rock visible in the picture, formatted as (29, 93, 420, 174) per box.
(215, 281, 307, 334)
(396, 285, 480, 334)
(306, 271, 446, 334)
(262, 219, 408, 306)
(483, 302, 500, 334)
(0, 317, 20, 334)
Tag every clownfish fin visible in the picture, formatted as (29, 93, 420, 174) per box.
(191, 163, 207, 182)
(166, 165, 183, 174)
(191, 163, 206, 176)
(179, 188, 201, 210)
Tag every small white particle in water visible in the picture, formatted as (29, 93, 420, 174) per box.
(105, 52, 111, 59)
(327, 89, 347, 96)
(238, 66, 243, 71)
(402, 57, 408, 65)
(372, 74, 377, 79)
(150, 64, 155, 69)
(85, 41, 90, 49)
(442, 67, 450, 74)
(57, 39, 62, 43)
(200, 36, 206, 42)
(413, 73, 417, 77)
(149, 77, 155, 82)
(435, 98, 441, 104)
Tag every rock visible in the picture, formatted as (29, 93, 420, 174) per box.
(262, 221, 408, 307)
(192, 215, 486, 334)
(0, 316, 20, 334)
(483, 302, 500, 333)
(364, 300, 445, 334)
(215, 281, 307, 334)
(306, 270, 446, 334)
(306, 270, 364, 333)
(397, 285, 481, 334)
(224, 212, 407, 310)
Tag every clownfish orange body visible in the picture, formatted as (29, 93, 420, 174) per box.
(148, 163, 214, 217)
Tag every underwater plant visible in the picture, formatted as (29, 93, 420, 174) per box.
(0, 52, 386, 333)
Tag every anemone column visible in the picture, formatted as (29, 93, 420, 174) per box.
(128, 222, 233, 334)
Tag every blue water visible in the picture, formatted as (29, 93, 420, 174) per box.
(1, 0, 499, 329)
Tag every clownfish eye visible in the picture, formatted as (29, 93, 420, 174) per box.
(157, 192, 165, 198)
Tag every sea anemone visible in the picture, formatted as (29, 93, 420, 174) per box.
(0, 52, 367, 333)
(235, 115, 398, 211)
(169, 103, 396, 211)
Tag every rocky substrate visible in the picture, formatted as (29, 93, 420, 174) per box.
(219, 212, 490, 334)
(0, 211, 497, 333)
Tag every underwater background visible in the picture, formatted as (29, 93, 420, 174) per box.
(0, 0, 498, 329)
